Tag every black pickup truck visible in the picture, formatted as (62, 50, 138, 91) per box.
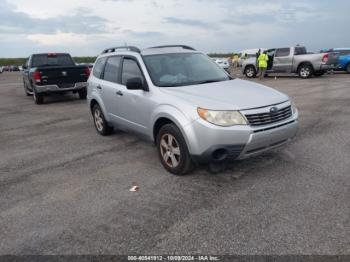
(23, 53, 90, 104)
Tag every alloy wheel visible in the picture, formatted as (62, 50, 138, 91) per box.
(94, 108, 104, 132)
(160, 134, 181, 168)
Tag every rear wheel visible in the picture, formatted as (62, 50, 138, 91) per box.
(244, 65, 257, 78)
(92, 104, 113, 136)
(33, 89, 44, 104)
(78, 89, 87, 99)
(298, 64, 313, 79)
(156, 124, 193, 175)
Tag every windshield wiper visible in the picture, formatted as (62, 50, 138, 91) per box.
(196, 78, 228, 85)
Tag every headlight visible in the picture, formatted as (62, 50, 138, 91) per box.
(290, 100, 298, 115)
(197, 108, 247, 126)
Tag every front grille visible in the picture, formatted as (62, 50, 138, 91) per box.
(245, 106, 292, 126)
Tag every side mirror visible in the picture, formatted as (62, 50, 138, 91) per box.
(126, 77, 147, 91)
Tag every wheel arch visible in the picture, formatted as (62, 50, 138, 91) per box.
(89, 93, 111, 122)
(151, 106, 196, 153)
(297, 61, 314, 72)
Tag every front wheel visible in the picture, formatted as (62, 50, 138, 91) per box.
(156, 124, 193, 175)
(298, 64, 313, 79)
(92, 104, 113, 136)
(23, 82, 32, 96)
(346, 63, 350, 74)
(244, 66, 257, 78)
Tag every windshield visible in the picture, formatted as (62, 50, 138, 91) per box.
(143, 53, 230, 87)
(32, 54, 75, 67)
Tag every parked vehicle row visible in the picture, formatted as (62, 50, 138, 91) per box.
(22, 53, 90, 104)
(86, 45, 298, 175)
(242, 45, 332, 79)
(212, 58, 230, 70)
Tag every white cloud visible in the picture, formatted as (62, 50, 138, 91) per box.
(0, 0, 349, 57)
(27, 33, 88, 46)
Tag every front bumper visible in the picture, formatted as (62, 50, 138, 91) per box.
(187, 108, 298, 163)
(35, 82, 87, 93)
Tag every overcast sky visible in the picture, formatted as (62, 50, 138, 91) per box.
(0, 0, 349, 57)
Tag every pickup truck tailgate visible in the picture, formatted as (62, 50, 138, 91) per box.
(37, 66, 89, 88)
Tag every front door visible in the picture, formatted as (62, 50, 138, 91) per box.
(115, 57, 153, 136)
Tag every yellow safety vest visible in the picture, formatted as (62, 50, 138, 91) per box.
(258, 54, 269, 68)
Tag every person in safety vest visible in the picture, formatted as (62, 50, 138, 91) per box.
(258, 51, 269, 80)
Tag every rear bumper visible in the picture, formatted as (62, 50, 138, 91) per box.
(319, 64, 333, 71)
(35, 82, 87, 93)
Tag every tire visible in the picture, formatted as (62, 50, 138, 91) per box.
(298, 64, 313, 79)
(314, 71, 325, 77)
(156, 123, 193, 175)
(33, 89, 44, 104)
(346, 63, 350, 74)
(78, 89, 87, 99)
(244, 65, 257, 78)
(92, 104, 113, 136)
(23, 81, 32, 96)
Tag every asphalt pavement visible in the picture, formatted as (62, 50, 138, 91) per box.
(0, 71, 349, 255)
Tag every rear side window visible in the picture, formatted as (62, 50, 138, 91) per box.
(103, 56, 122, 83)
(93, 57, 107, 79)
(121, 58, 144, 85)
(275, 48, 290, 57)
(294, 47, 307, 55)
(31, 54, 75, 67)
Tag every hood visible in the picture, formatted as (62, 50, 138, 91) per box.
(160, 79, 289, 110)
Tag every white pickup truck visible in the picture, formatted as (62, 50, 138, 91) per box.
(242, 46, 332, 79)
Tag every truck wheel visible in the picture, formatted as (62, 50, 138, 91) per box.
(298, 64, 313, 79)
(156, 124, 193, 175)
(33, 89, 44, 104)
(244, 66, 256, 78)
(92, 104, 113, 136)
(23, 82, 32, 96)
(78, 89, 87, 99)
(346, 63, 350, 74)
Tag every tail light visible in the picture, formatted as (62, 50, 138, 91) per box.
(84, 68, 91, 77)
(322, 53, 329, 63)
(33, 71, 41, 83)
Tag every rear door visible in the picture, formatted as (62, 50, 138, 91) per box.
(273, 48, 292, 72)
(98, 56, 123, 121)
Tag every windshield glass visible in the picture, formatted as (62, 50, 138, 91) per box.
(143, 53, 230, 87)
(32, 54, 75, 67)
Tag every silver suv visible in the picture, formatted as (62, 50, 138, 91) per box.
(87, 45, 299, 175)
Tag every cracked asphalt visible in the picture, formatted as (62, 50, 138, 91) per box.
(0, 71, 349, 255)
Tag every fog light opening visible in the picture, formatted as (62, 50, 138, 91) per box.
(212, 149, 228, 162)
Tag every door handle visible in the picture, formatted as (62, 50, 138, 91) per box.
(97, 85, 102, 90)
(116, 90, 123, 96)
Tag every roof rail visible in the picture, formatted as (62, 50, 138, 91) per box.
(101, 46, 141, 54)
(149, 45, 196, 51)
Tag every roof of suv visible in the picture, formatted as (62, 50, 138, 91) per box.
(100, 45, 198, 57)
